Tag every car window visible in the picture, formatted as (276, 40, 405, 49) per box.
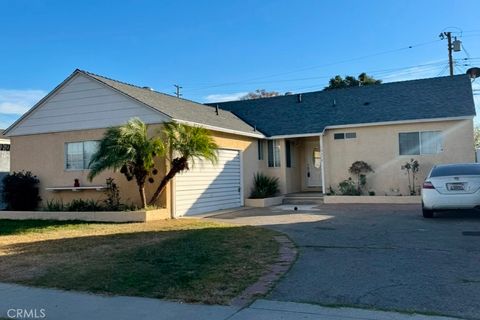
(430, 165, 480, 177)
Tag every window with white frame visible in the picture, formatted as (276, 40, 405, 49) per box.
(267, 140, 281, 167)
(399, 131, 442, 155)
(65, 141, 100, 170)
(334, 132, 356, 140)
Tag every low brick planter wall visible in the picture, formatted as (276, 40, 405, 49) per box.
(0, 208, 170, 222)
(245, 196, 284, 207)
(324, 195, 421, 204)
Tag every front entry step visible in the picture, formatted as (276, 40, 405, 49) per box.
(283, 193, 324, 205)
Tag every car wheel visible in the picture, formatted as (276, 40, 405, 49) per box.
(422, 206, 434, 218)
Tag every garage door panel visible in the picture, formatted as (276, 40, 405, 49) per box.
(176, 181, 240, 189)
(175, 182, 240, 192)
(176, 200, 242, 216)
(175, 172, 240, 185)
(176, 190, 241, 201)
(176, 197, 241, 210)
(175, 149, 242, 216)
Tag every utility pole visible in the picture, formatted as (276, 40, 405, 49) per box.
(439, 31, 462, 77)
(173, 84, 182, 98)
(446, 32, 453, 76)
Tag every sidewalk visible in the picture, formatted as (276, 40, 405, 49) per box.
(0, 283, 461, 320)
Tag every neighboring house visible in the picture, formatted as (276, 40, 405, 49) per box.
(0, 133, 10, 209)
(3, 70, 475, 216)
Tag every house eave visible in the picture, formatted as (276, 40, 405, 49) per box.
(172, 119, 265, 138)
(266, 116, 474, 139)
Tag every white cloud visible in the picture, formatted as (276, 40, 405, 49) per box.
(203, 92, 248, 103)
(0, 89, 46, 115)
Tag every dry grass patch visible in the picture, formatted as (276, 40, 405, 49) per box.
(0, 219, 279, 304)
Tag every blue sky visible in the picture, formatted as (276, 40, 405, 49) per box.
(1, 0, 479, 128)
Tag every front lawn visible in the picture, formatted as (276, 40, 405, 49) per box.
(0, 219, 280, 304)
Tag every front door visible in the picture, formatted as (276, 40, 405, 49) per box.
(305, 141, 322, 187)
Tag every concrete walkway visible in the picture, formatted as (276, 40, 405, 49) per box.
(0, 283, 460, 320)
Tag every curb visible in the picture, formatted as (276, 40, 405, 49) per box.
(230, 235, 298, 308)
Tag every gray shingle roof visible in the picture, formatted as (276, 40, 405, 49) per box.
(78, 70, 262, 137)
(210, 75, 476, 137)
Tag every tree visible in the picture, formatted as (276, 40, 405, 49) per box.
(148, 122, 218, 206)
(324, 73, 381, 90)
(240, 89, 280, 100)
(348, 161, 373, 194)
(401, 159, 420, 196)
(474, 127, 480, 149)
(88, 118, 164, 208)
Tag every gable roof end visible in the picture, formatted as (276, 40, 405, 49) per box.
(4, 69, 264, 138)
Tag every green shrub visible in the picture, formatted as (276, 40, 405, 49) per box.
(338, 178, 360, 196)
(2, 171, 41, 210)
(44, 200, 65, 211)
(66, 199, 103, 212)
(348, 161, 373, 195)
(250, 173, 279, 199)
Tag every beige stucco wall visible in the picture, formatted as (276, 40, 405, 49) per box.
(10, 127, 170, 210)
(323, 119, 475, 196)
(9, 126, 258, 213)
(254, 138, 302, 195)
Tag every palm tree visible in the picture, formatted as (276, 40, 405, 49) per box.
(148, 122, 218, 206)
(88, 118, 164, 208)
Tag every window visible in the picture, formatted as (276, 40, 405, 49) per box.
(313, 148, 321, 168)
(399, 132, 419, 155)
(399, 131, 442, 155)
(267, 140, 281, 167)
(430, 164, 480, 177)
(420, 131, 442, 154)
(65, 141, 99, 170)
(257, 139, 264, 160)
(334, 132, 356, 140)
(286, 141, 292, 168)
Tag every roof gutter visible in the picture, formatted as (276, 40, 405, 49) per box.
(265, 116, 473, 140)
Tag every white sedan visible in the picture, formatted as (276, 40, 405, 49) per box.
(422, 163, 480, 218)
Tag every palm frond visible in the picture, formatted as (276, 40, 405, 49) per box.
(163, 122, 219, 168)
(88, 118, 165, 181)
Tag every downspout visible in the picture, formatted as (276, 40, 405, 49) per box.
(319, 132, 326, 195)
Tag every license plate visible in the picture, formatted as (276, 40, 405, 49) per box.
(447, 183, 465, 191)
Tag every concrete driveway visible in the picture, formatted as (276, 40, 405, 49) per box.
(208, 204, 480, 319)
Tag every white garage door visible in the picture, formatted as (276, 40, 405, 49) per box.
(174, 149, 242, 216)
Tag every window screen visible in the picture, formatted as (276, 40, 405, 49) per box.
(420, 131, 442, 154)
(345, 132, 356, 139)
(334, 133, 345, 140)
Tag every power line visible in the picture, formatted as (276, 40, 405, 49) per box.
(184, 61, 448, 94)
(182, 39, 442, 92)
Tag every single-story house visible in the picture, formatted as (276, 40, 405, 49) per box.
(3, 70, 475, 216)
